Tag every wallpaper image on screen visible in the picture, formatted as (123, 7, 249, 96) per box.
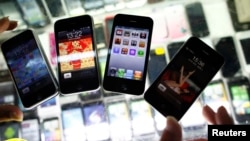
(5, 39, 50, 95)
(107, 26, 149, 81)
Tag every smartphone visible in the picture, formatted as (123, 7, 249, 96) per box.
(185, 2, 210, 37)
(16, 0, 50, 27)
(1, 29, 59, 109)
(235, 31, 250, 74)
(54, 15, 100, 95)
(44, 0, 66, 17)
(129, 97, 155, 136)
(61, 103, 86, 141)
(213, 36, 241, 78)
(148, 47, 167, 84)
(103, 14, 154, 95)
(166, 41, 185, 60)
(227, 0, 250, 32)
(164, 4, 190, 39)
(227, 76, 250, 124)
(82, 101, 110, 141)
(144, 37, 225, 120)
(0, 122, 21, 140)
(21, 118, 41, 141)
(94, 23, 106, 48)
(37, 96, 61, 117)
(201, 79, 231, 114)
(42, 117, 62, 141)
(106, 99, 132, 140)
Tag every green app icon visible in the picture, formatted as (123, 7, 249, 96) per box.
(117, 68, 125, 78)
(137, 50, 144, 57)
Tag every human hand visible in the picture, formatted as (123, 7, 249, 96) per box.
(0, 17, 18, 33)
(0, 16, 23, 122)
(159, 105, 234, 141)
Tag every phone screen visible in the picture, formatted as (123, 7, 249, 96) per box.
(1, 30, 58, 108)
(144, 37, 224, 120)
(55, 15, 100, 94)
(227, 76, 250, 123)
(202, 80, 231, 114)
(129, 98, 155, 136)
(21, 118, 40, 141)
(107, 100, 132, 140)
(234, 0, 250, 23)
(185, 2, 209, 37)
(82, 102, 110, 141)
(239, 38, 250, 64)
(42, 118, 62, 141)
(16, 0, 49, 27)
(167, 41, 184, 60)
(62, 106, 86, 141)
(214, 36, 241, 77)
(0, 122, 20, 140)
(148, 48, 167, 84)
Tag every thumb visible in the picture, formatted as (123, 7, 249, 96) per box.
(160, 116, 182, 141)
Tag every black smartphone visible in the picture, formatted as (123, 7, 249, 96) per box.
(61, 103, 86, 141)
(42, 117, 62, 141)
(227, 76, 250, 124)
(15, 0, 50, 28)
(0, 122, 21, 140)
(166, 41, 184, 60)
(148, 47, 167, 84)
(201, 79, 232, 114)
(213, 36, 241, 78)
(21, 117, 41, 141)
(128, 97, 155, 136)
(54, 15, 100, 95)
(1, 29, 59, 109)
(185, 2, 210, 37)
(227, 0, 250, 32)
(106, 98, 132, 140)
(144, 37, 225, 120)
(82, 101, 110, 141)
(103, 14, 154, 95)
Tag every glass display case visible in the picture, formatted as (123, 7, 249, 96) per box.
(0, 0, 250, 140)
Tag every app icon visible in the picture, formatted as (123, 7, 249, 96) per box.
(109, 67, 117, 76)
(113, 47, 120, 54)
(64, 72, 72, 79)
(117, 68, 125, 78)
(116, 29, 123, 35)
(134, 71, 142, 80)
(137, 50, 144, 57)
(114, 38, 121, 44)
(123, 39, 129, 45)
(129, 49, 136, 56)
(140, 32, 147, 39)
(131, 40, 137, 46)
(125, 69, 134, 79)
(121, 48, 128, 55)
(131, 31, 139, 38)
(124, 31, 130, 37)
(139, 41, 145, 48)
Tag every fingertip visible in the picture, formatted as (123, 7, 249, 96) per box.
(216, 106, 234, 125)
(202, 105, 216, 124)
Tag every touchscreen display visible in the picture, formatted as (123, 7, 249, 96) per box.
(82, 102, 110, 140)
(240, 38, 250, 64)
(230, 84, 250, 115)
(4, 38, 52, 96)
(21, 119, 40, 141)
(107, 26, 150, 81)
(57, 27, 97, 81)
(130, 99, 155, 136)
(62, 107, 86, 141)
(43, 118, 62, 141)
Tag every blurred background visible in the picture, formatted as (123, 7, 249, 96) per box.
(0, 0, 250, 140)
